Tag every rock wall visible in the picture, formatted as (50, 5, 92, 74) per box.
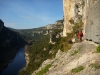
(85, 0, 100, 43)
(63, 0, 87, 36)
(63, 0, 100, 43)
(63, 0, 76, 36)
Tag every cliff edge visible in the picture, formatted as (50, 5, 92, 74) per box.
(32, 41, 100, 75)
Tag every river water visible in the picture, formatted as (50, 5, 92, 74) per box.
(1, 48, 26, 75)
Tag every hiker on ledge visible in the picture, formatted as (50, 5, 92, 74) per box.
(78, 30, 83, 42)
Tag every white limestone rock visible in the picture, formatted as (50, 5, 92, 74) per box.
(63, 0, 100, 43)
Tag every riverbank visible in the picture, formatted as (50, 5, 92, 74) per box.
(18, 45, 30, 75)
(24, 45, 30, 68)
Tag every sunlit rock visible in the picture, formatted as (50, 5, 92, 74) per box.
(63, 0, 100, 43)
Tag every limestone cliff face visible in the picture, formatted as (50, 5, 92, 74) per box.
(63, 0, 100, 43)
(63, 0, 87, 36)
(63, 0, 76, 36)
(85, 0, 100, 43)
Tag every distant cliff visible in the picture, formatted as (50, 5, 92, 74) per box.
(63, 0, 100, 43)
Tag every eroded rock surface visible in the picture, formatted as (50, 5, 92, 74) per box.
(32, 41, 100, 75)
(63, 0, 100, 43)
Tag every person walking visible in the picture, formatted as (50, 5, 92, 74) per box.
(78, 30, 83, 42)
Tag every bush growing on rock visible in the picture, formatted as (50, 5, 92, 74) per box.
(36, 64, 52, 75)
(71, 66, 84, 73)
(96, 45, 100, 53)
(89, 63, 100, 69)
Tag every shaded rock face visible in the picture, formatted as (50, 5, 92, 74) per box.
(0, 19, 4, 31)
(85, 0, 100, 43)
(0, 20, 27, 48)
(63, 0, 100, 43)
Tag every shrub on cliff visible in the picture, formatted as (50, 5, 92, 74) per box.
(71, 66, 84, 73)
(72, 20, 84, 34)
(96, 45, 100, 53)
(36, 64, 52, 75)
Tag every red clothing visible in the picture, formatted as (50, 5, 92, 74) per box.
(78, 32, 83, 39)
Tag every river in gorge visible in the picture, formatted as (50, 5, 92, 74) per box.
(1, 48, 26, 75)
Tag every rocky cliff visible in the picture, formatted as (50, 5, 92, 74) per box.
(0, 20, 27, 48)
(63, 0, 100, 43)
(32, 41, 100, 75)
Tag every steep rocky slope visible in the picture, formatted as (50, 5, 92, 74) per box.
(32, 41, 100, 75)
